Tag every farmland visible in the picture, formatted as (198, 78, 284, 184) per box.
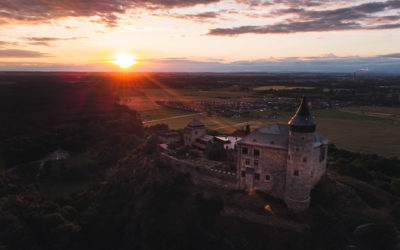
(130, 86, 400, 158)
(142, 108, 400, 158)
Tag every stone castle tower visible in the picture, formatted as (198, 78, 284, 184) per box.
(284, 96, 317, 211)
(183, 119, 206, 146)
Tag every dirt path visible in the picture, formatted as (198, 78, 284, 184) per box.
(142, 112, 204, 124)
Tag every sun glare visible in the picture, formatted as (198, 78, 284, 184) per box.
(109, 53, 139, 69)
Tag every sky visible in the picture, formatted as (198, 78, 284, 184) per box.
(1, 0, 400, 72)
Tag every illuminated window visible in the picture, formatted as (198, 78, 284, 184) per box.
(265, 175, 271, 181)
(294, 170, 299, 176)
(254, 173, 260, 180)
(254, 160, 259, 166)
(245, 158, 250, 165)
(254, 149, 260, 157)
(242, 147, 248, 154)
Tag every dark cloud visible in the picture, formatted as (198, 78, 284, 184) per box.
(0, 49, 48, 57)
(0, 0, 221, 26)
(160, 11, 221, 22)
(209, 0, 400, 35)
(0, 41, 19, 47)
(22, 37, 87, 46)
(380, 53, 400, 58)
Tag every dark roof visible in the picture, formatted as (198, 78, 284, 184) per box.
(288, 96, 316, 133)
(237, 124, 328, 149)
(238, 124, 289, 149)
(187, 119, 205, 127)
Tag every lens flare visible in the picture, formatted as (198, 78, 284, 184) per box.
(109, 53, 139, 69)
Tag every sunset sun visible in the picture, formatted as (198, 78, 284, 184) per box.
(109, 53, 139, 69)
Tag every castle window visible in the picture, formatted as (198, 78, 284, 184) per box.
(254, 149, 260, 157)
(265, 175, 271, 181)
(242, 147, 248, 155)
(320, 147, 326, 162)
(294, 170, 299, 176)
(254, 160, 259, 166)
(241, 171, 246, 177)
(245, 158, 250, 165)
(254, 173, 260, 180)
(303, 157, 307, 162)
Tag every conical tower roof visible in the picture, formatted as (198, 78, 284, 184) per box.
(288, 96, 316, 133)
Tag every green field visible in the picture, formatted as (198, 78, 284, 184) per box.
(140, 106, 400, 158)
(253, 85, 315, 91)
(119, 87, 258, 110)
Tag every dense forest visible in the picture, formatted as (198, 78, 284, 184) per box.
(0, 73, 399, 250)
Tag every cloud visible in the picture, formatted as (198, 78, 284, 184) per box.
(22, 36, 87, 46)
(154, 11, 224, 23)
(0, 41, 19, 47)
(0, 0, 221, 26)
(209, 0, 400, 35)
(0, 49, 48, 58)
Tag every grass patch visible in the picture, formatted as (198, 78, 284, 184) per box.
(313, 109, 391, 122)
(253, 85, 315, 91)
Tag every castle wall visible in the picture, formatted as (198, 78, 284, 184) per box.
(158, 134, 182, 145)
(160, 153, 237, 190)
(237, 143, 287, 199)
(311, 145, 327, 187)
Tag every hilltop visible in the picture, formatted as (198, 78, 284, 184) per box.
(1, 137, 400, 250)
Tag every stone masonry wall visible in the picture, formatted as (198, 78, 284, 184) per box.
(160, 153, 237, 190)
(237, 143, 287, 199)
(284, 131, 315, 211)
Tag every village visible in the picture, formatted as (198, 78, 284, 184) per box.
(153, 97, 353, 118)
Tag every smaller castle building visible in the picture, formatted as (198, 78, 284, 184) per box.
(183, 119, 207, 146)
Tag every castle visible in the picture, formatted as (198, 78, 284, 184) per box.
(159, 96, 329, 211)
(236, 96, 329, 211)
